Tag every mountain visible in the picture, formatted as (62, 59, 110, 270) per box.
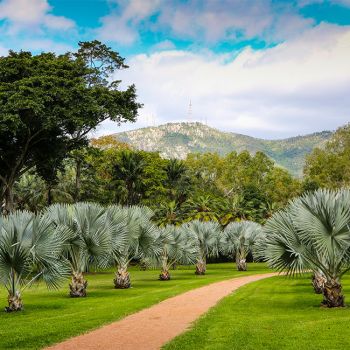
(112, 122, 333, 177)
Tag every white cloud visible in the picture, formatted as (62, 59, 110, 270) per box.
(100, 23, 350, 139)
(97, 0, 160, 44)
(0, 44, 9, 56)
(151, 40, 176, 51)
(20, 38, 74, 53)
(158, 0, 274, 43)
(96, 0, 316, 46)
(0, 0, 75, 33)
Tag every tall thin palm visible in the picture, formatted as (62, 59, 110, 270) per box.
(112, 151, 146, 205)
(0, 211, 69, 311)
(184, 220, 221, 275)
(46, 202, 112, 297)
(220, 221, 262, 271)
(261, 189, 350, 308)
(107, 205, 160, 288)
(156, 225, 198, 280)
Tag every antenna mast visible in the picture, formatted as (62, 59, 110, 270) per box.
(187, 99, 192, 122)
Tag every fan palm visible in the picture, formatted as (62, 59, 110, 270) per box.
(220, 221, 262, 271)
(184, 220, 221, 275)
(156, 225, 198, 280)
(0, 211, 69, 311)
(107, 205, 160, 288)
(46, 203, 112, 297)
(262, 189, 350, 308)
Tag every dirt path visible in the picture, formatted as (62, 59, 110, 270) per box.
(46, 272, 277, 350)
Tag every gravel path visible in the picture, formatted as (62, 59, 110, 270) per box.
(46, 272, 277, 350)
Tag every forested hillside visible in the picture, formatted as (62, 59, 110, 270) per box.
(113, 122, 332, 176)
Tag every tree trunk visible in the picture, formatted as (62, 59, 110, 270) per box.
(4, 183, 14, 214)
(47, 185, 53, 206)
(322, 279, 344, 308)
(236, 257, 247, 271)
(74, 159, 81, 202)
(195, 258, 206, 275)
(312, 271, 326, 294)
(5, 291, 23, 312)
(139, 261, 147, 271)
(114, 266, 131, 289)
(69, 272, 88, 297)
(159, 269, 171, 281)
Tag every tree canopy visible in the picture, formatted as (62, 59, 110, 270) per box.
(0, 41, 141, 212)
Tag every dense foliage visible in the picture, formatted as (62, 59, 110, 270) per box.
(304, 123, 350, 189)
(0, 41, 140, 212)
(10, 144, 301, 225)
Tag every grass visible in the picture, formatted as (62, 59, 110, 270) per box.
(163, 273, 350, 350)
(0, 262, 269, 350)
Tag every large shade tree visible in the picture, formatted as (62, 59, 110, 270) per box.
(184, 220, 221, 275)
(46, 203, 112, 297)
(0, 40, 140, 213)
(220, 221, 262, 271)
(0, 211, 69, 311)
(262, 189, 350, 308)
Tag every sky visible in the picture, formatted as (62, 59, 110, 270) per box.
(0, 0, 349, 139)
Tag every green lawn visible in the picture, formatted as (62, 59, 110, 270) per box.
(0, 262, 269, 350)
(164, 274, 350, 350)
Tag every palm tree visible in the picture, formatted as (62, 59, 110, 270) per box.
(0, 211, 69, 311)
(184, 195, 220, 222)
(153, 201, 182, 227)
(112, 151, 146, 205)
(107, 205, 160, 288)
(46, 203, 112, 297)
(165, 159, 191, 203)
(220, 221, 262, 271)
(184, 220, 221, 275)
(156, 225, 198, 280)
(219, 195, 245, 226)
(261, 189, 350, 308)
(13, 173, 46, 212)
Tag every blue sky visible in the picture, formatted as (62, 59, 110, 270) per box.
(0, 0, 349, 138)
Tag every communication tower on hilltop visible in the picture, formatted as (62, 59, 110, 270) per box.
(187, 99, 192, 122)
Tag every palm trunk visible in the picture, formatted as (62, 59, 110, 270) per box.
(159, 269, 171, 280)
(5, 291, 23, 312)
(236, 257, 247, 271)
(159, 255, 171, 280)
(69, 272, 88, 297)
(114, 265, 131, 289)
(312, 271, 326, 294)
(322, 279, 344, 308)
(195, 257, 206, 275)
(74, 159, 81, 202)
(236, 250, 247, 271)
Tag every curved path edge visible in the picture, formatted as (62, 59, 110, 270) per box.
(46, 272, 278, 350)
